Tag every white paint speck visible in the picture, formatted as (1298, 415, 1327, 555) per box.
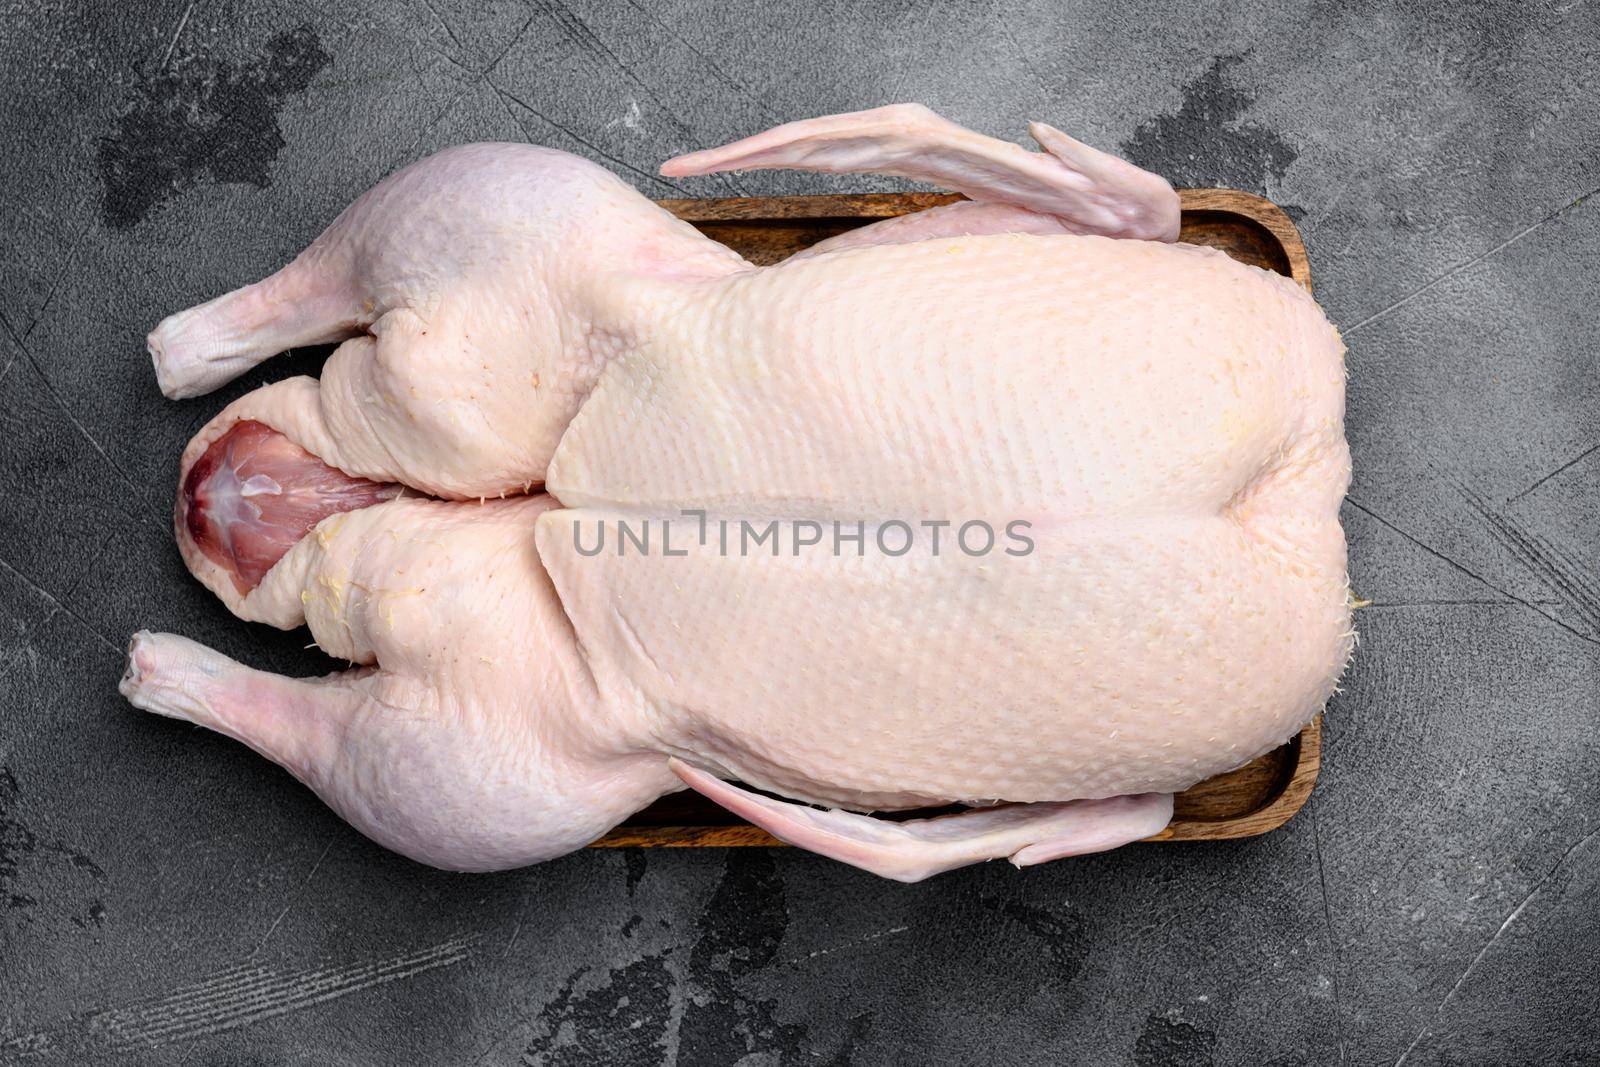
(606, 100, 644, 132)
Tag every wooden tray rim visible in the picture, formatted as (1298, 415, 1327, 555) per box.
(656, 188, 1311, 291)
(593, 188, 1320, 848)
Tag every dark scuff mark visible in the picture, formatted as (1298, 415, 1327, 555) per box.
(677, 851, 807, 1063)
(96, 26, 331, 230)
(1134, 1012, 1218, 1067)
(820, 1012, 875, 1067)
(64, 847, 105, 879)
(521, 952, 673, 1067)
(1122, 55, 1302, 206)
(70, 900, 108, 929)
(1, 765, 40, 907)
(0, 764, 108, 930)
(872, 889, 1089, 988)
(993, 895, 1090, 985)
(623, 849, 647, 894)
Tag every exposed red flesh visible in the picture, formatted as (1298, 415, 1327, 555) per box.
(180, 421, 401, 594)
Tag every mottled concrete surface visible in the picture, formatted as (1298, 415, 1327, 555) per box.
(1, 1, 1596, 1063)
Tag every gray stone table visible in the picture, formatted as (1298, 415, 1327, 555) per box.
(1, 1, 1596, 1063)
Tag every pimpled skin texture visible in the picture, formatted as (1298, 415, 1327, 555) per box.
(549, 234, 1350, 811)
(148, 143, 745, 493)
(128, 497, 675, 871)
(124, 105, 1352, 880)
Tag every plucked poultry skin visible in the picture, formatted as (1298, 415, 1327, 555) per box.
(122, 105, 1352, 881)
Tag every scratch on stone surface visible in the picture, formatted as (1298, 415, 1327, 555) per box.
(0, 528, 133, 673)
(0, 554, 120, 655)
(478, 9, 540, 79)
(1343, 497, 1600, 648)
(1309, 803, 1348, 1066)
(1300, 169, 1362, 237)
(58, 530, 117, 610)
(1392, 825, 1600, 1066)
(0, 308, 162, 530)
(323, 20, 474, 186)
(1455, 480, 1600, 636)
(1506, 441, 1600, 504)
(536, 0, 689, 137)
(1344, 183, 1600, 335)
(159, 0, 199, 68)
(531, 0, 746, 198)
(414, 0, 462, 51)
(22, 209, 94, 343)
(489, 78, 685, 194)
(989, 0, 1053, 110)
(406, 27, 477, 80)
(383, 78, 476, 175)
(618, 0, 780, 124)
(1, 934, 478, 1057)
(252, 836, 336, 957)
(372, 0, 477, 86)
(869, 0, 955, 122)
(780, 925, 909, 966)
(502, 917, 525, 959)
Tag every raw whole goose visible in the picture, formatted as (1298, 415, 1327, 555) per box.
(122, 105, 1352, 881)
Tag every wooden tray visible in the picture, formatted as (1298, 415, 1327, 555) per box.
(591, 188, 1319, 848)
